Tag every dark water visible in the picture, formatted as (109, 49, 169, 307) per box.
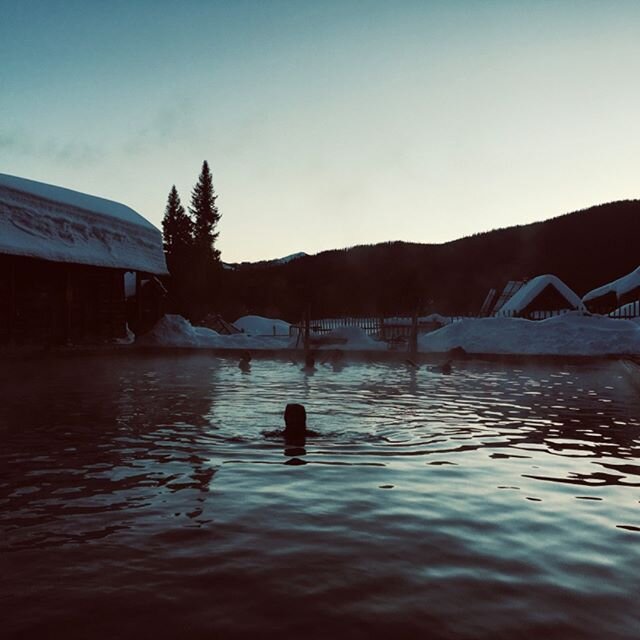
(1, 354, 639, 639)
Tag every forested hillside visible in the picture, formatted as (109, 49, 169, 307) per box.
(220, 200, 640, 321)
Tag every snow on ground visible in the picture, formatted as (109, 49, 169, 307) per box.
(0, 173, 167, 274)
(496, 274, 583, 315)
(583, 265, 640, 303)
(137, 313, 640, 357)
(235, 315, 291, 336)
(419, 312, 640, 356)
(314, 326, 387, 351)
(138, 315, 289, 349)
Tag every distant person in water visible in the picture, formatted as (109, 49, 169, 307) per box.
(302, 352, 316, 373)
(439, 360, 452, 375)
(284, 403, 307, 445)
(239, 350, 252, 372)
(329, 349, 345, 371)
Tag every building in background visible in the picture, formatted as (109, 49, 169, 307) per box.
(0, 173, 168, 345)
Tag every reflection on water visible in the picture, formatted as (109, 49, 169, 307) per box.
(1, 354, 640, 639)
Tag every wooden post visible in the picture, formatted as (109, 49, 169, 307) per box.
(135, 271, 143, 334)
(379, 315, 386, 342)
(8, 256, 16, 344)
(63, 265, 72, 344)
(409, 308, 418, 358)
(303, 305, 311, 353)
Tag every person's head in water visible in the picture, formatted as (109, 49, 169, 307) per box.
(304, 353, 315, 369)
(239, 350, 252, 371)
(284, 403, 307, 442)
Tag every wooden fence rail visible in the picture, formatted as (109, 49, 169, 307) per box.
(288, 301, 640, 343)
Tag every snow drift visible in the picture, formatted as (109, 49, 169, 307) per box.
(419, 313, 640, 356)
(139, 315, 290, 349)
(315, 326, 387, 351)
(235, 315, 291, 336)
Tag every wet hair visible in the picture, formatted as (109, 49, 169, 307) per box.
(284, 403, 307, 442)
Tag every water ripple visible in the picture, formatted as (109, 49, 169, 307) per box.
(1, 355, 640, 638)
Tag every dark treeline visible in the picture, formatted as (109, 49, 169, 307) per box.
(217, 200, 640, 322)
(162, 160, 223, 319)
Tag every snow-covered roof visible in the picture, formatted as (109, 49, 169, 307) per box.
(497, 274, 583, 315)
(0, 173, 168, 274)
(583, 265, 640, 304)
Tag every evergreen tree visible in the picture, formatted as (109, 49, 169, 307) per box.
(162, 185, 193, 256)
(188, 161, 223, 315)
(161, 186, 194, 315)
(189, 160, 221, 262)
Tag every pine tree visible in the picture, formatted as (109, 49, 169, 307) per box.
(189, 160, 221, 263)
(162, 185, 193, 257)
(187, 160, 223, 315)
(161, 186, 194, 315)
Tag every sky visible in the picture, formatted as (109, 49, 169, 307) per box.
(1, 1, 640, 263)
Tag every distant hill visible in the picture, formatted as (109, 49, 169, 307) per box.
(223, 251, 308, 271)
(221, 200, 640, 321)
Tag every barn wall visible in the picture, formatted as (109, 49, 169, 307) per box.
(0, 255, 126, 345)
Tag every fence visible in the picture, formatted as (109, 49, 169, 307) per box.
(288, 301, 640, 343)
(289, 316, 445, 341)
(289, 317, 381, 338)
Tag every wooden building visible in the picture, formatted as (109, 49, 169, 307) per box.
(0, 173, 168, 345)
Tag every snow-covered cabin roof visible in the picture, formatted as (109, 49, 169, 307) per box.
(0, 173, 168, 275)
(583, 266, 640, 304)
(497, 274, 583, 315)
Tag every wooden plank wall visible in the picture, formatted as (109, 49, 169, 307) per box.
(0, 254, 126, 345)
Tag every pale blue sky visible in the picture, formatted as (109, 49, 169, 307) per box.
(2, 1, 639, 261)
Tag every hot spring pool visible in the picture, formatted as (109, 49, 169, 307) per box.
(1, 354, 639, 639)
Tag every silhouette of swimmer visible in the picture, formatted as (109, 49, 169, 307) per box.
(239, 350, 252, 372)
(284, 403, 307, 445)
(328, 349, 345, 371)
(438, 360, 452, 375)
(302, 353, 316, 373)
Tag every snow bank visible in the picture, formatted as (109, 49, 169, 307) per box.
(139, 315, 290, 349)
(583, 265, 640, 303)
(0, 173, 167, 274)
(135, 313, 640, 357)
(137, 315, 219, 347)
(235, 315, 291, 336)
(497, 274, 583, 315)
(315, 326, 386, 351)
(419, 313, 640, 356)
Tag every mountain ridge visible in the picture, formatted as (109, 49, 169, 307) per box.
(220, 199, 640, 320)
